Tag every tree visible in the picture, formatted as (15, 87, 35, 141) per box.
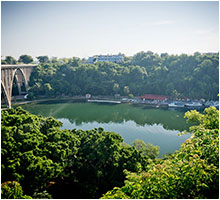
(128, 94, 134, 98)
(123, 86, 130, 96)
(1, 59, 7, 64)
(43, 83, 53, 96)
(26, 51, 218, 100)
(102, 107, 219, 199)
(133, 139, 159, 159)
(113, 83, 120, 94)
(51, 127, 147, 199)
(1, 181, 32, 199)
(18, 55, 33, 64)
(70, 57, 81, 66)
(1, 107, 149, 199)
(1, 107, 80, 196)
(4, 56, 17, 64)
(51, 57, 58, 63)
(172, 89, 182, 99)
(36, 56, 49, 63)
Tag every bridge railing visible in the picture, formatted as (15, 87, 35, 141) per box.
(1, 64, 38, 69)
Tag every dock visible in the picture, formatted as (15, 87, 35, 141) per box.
(87, 99, 121, 104)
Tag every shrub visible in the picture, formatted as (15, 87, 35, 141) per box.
(1, 181, 32, 199)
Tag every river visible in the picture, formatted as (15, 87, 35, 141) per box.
(19, 101, 192, 157)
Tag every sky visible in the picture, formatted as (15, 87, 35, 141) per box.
(1, 1, 219, 59)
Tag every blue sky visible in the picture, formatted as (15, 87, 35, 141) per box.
(1, 1, 219, 59)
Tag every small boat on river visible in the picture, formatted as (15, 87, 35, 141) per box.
(168, 102, 185, 108)
(185, 102, 203, 107)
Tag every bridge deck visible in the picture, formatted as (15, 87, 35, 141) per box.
(1, 64, 38, 69)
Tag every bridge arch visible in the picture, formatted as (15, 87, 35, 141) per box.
(11, 68, 28, 96)
(1, 64, 38, 108)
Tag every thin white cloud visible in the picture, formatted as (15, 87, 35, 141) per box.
(194, 28, 218, 40)
(194, 29, 213, 35)
(152, 20, 175, 26)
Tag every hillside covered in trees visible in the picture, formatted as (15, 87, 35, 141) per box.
(1, 106, 219, 199)
(3, 51, 219, 100)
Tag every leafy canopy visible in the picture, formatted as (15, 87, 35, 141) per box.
(1, 107, 156, 198)
(28, 52, 218, 100)
(102, 106, 219, 199)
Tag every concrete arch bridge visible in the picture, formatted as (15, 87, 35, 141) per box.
(1, 64, 38, 108)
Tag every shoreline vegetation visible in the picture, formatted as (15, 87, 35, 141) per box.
(1, 106, 219, 199)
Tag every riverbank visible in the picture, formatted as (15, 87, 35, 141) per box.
(2, 95, 218, 110)
(1, 96, 86, 109)
(2, 95, 126, 108)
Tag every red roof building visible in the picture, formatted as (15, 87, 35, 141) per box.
(140, 94, 169, 101)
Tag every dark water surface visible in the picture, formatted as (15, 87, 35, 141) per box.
(20, 102, 191, 157)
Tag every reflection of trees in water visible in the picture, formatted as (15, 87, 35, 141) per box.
(22, 103, 190, 131)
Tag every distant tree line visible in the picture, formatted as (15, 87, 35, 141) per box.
(2, 51, 219, 100)
(1, 55, 34, 64)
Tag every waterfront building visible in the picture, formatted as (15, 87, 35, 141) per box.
(140, 94, 169, 101)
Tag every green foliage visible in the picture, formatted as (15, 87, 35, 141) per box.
(1, 107, 80, 196)
(1, 181, 32, 199)
(102, 107, 219, 199)
(18, 55, 33, 64)
(2, 107, 218, 199)
(133, 139, 160, 159)
(3, 56, 17, 64)
(43, 83, 53, 96)
(32, 190, 52, 199)
(28, 52, 218, 100)
(51, 127, 148, 198)
(185, 106, 219, 130)
(1, 59, 7, 64)
(113, 83, 120, 94)
(36, 56, 50, 63)
(128, 93, 134, 98)
(123, 86, 130, 96)
(1, 107, 151, 199)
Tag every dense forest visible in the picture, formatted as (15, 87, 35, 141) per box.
(1, 106, 219, 198)
(2, 51, 219, 100)
(1, 107, 158, 198)
(1, 51, 219, 198)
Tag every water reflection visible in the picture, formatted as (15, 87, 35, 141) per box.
(58, 118, 190, 157)
(21, 102, 190, 131)
(20, 102, 192, 157)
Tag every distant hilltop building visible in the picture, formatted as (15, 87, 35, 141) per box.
(86, 54, 124, 64)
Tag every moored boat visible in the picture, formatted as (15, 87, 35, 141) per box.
(185, 102, 203, 107)
(168, 102, 185, 108)
(204, 100, 219, 108)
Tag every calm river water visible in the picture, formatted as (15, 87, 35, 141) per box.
(20, 102, 191, 157)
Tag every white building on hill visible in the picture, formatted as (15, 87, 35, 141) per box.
(87, 54, 124, 64)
